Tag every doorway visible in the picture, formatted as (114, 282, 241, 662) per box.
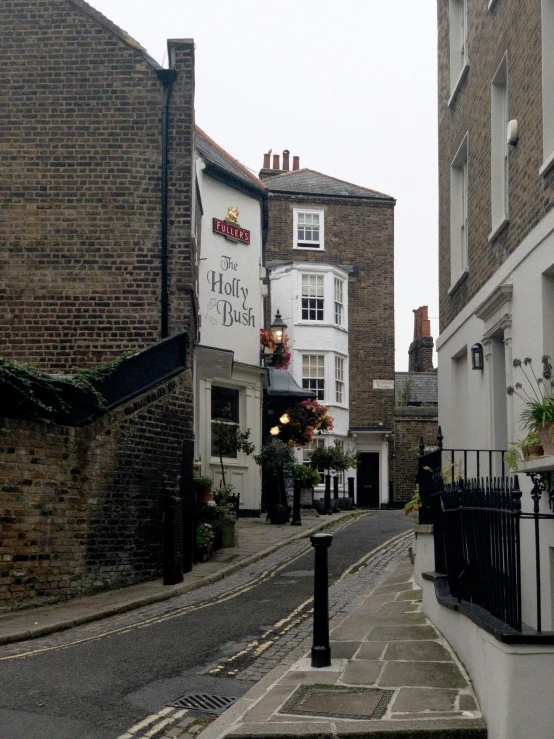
(356, 453, 380, 507)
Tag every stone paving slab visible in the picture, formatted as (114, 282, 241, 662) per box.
(205, 552, 486, 738)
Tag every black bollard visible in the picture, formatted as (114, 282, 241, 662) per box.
(324, 474, 333, 514)
(291, 479, 302, 526)
(333, 475, 339, 500)
(163, 495, 184, 585)
(311, 533, 333, 667)
(348, 476, 356, 509)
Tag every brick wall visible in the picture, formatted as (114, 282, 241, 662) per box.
(438, 0, 549, 331)
(265, 193, 396, 429)
(0, 372, 193, 611)
(394, 409, 438, 502)
(0, 1, 196, 370)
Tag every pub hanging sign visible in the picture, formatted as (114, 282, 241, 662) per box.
(213, 206, 251, 245)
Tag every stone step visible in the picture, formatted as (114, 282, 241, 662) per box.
(228, 717, 488, 737)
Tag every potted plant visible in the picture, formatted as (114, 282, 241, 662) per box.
(508, 356, 554, 455)
(504, 432, 544, 471)
(195, 522, 215, 562)
(330, 444, 360, 509)
(308, 444, 340, 512)
(294, 464, 321, 507)
(193, 476, 213, 504)
(403, 486, 421, 522)
(254, 439, 295, 523)
(213, 483, 239, 547)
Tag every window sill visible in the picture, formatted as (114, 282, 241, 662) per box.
(293, 244, 324, 251)
(296, 321, 349, 332)
(488, 217, 509, 243)
(519, 455, 554, 473)
(448, 63, 470, 109)
(539, 150, 554, 178)
(448, 267, 469, 296)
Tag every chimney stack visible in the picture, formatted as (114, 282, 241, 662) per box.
(259, 150, 301, 179)
(408, 306, 434, 372)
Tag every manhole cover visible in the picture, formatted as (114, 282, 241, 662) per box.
(281, 684, 394, 721)
(167, 692, 238, 714)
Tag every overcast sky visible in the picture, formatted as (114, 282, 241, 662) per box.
(88, 0, 438, 371)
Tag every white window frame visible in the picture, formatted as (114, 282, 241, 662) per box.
(489, 54, 509, 241)
(301, 273, 325, 322)
(448, 0, 469, 106)
(210, 384, 241, 461)
(335, 355, 345, 404)
(302, 354, 325, 401)
(540, 1, 554, 176)
(334, 277, 344, 326)
(293, 209, 325, 250)
(450, 133, 469, 292)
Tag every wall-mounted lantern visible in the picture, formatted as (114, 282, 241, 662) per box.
(269, 426, 281, 436)
(270, 310, 287, 346)
(279, 413, 290, 425)
(471, 343, 484, 370)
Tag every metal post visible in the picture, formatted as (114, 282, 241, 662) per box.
(348, 476, 356, 509)
(291, 479, 302, 526)
(324, 474, 333, 514)
(310, 533, 332, 667)
(164, 495, 184, 585)
(333, 475, 339, 500)
(181, 439, 195, 574)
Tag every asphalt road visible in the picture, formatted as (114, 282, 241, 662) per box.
(0, 511, 411, 739)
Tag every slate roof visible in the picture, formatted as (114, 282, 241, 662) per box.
(196, 127, 266, 193)
(395, 372, 438, 406)
(262, 169, 394, 201)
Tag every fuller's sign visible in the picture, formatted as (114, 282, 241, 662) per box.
(213, 206, 250, 244)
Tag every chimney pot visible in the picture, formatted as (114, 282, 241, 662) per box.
(263, 152, 271, 168)
(282, 150, 290, 171)
(272, 154, 280, 170)
(292, 156, 300, 171)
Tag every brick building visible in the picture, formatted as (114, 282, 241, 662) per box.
(0, 1, 197, 609)
(260, 152, 395, 507)
(423, 1, 554, 735)
(394, 307, 438, 503)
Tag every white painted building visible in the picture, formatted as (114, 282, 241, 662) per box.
(194, 128, 266, 514)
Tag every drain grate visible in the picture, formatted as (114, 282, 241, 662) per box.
(167, 692, 238, 714)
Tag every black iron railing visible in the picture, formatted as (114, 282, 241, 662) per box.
(439, 476, 522, 630)
(418, 430, 554, 635)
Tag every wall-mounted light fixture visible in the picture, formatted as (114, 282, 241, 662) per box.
(471, 343, 484, 370)
(279, 413, 290, 425)
(270, 310, 287, 346)
(269, 426, 281, 436)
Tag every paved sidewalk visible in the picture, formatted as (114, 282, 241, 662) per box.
(201, 551, 487, 738)
(0, 509, 356, 647)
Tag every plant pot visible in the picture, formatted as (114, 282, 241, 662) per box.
(539, 424, 554, 455)
(267, 504, 290, 524)
(220, 517, 236, 547)
(523, 444, 544, 460)
(299, 487, 313, 507)
(195, 542, 214, 562)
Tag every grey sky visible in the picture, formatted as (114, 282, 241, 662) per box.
(88, 0, 438, 371)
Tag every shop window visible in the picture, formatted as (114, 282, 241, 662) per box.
(211, 386, 239, 458)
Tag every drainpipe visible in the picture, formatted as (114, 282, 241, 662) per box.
(156, 68, 178, 338)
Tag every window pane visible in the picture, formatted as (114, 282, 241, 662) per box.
(211, 386, 239, 422)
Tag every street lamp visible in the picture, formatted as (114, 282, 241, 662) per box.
(270, 310, 287, 346)
(471, 343, 484, 370)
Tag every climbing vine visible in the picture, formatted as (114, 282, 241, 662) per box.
(0, 353, 133, 424)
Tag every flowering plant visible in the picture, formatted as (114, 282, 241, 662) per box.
(260, 329, 291, 370)
(282, 399, 334, 446)
(196, 522, 215, 547)
(507, 356, 554, 431)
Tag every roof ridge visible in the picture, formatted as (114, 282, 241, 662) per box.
(263, 167, 394, 200)
(196, 126, 267, 190)
(67, 0, 162, 70)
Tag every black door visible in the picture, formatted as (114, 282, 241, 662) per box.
(356, 453, 380, 507)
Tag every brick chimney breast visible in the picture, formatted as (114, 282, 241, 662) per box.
(272, 153, 280, 170)
(263, 151, 271, 169)
(282, 150, 290, 171)
(408, 306, 434, 372)
(293, 155, 300, 171)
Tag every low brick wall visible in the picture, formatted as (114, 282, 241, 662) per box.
(0, 372, 193, 612)
(394, 408, 438, 503)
